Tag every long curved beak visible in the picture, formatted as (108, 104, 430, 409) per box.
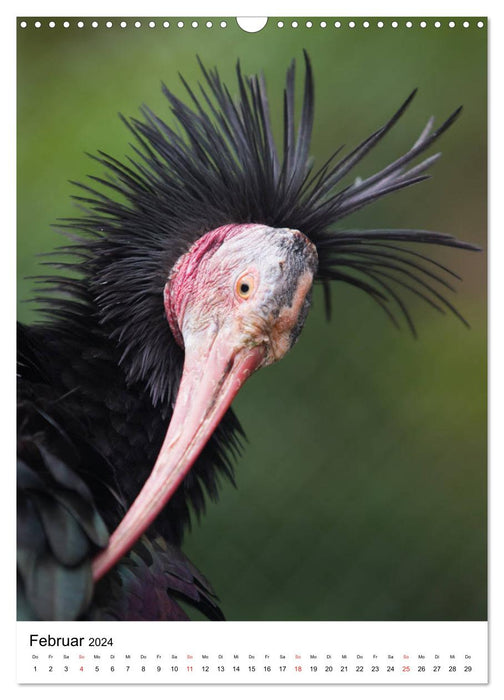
(92, 332, 264, 581)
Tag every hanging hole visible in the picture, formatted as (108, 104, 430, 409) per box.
(236, 17, 267, 32)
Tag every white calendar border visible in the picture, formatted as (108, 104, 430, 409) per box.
(5, 0, 500, 697)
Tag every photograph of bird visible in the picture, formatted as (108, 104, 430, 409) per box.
(17, 50, 480, 622)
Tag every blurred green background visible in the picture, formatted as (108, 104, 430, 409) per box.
(17, 17, 486, 621)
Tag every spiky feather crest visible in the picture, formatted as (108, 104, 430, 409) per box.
(37, 52, 477, 405)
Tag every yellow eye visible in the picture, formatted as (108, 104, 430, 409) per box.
(235, 273, 255, 300)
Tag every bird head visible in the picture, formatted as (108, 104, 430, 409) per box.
(165, 223, 318, 366)
(92, 223, 318, 579)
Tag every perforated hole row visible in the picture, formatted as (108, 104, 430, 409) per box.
(18, 18, 486, 30)
(277, 19, 484, 29)
(18, 19, 230, 29)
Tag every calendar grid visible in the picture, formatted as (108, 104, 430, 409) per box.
(17, 621, 488, 684)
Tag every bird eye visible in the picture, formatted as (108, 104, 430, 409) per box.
(235, 273, 255, 300)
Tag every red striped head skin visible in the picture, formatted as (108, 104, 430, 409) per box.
(92, 223, 318, 581)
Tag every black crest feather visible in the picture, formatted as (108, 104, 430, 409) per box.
(34, 51, 477, 404)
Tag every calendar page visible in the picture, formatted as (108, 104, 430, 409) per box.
(16, 11, 487, 686)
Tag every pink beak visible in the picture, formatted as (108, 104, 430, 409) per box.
(92, 332, 264, 581)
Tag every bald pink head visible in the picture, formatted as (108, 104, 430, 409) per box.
(165, 223, 318, 364)
(92, 223, 318, 581)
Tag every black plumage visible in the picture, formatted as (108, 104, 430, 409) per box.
(17, 52, 477, 621)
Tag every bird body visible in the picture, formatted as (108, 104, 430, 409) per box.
(17, 53, 477, 621)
